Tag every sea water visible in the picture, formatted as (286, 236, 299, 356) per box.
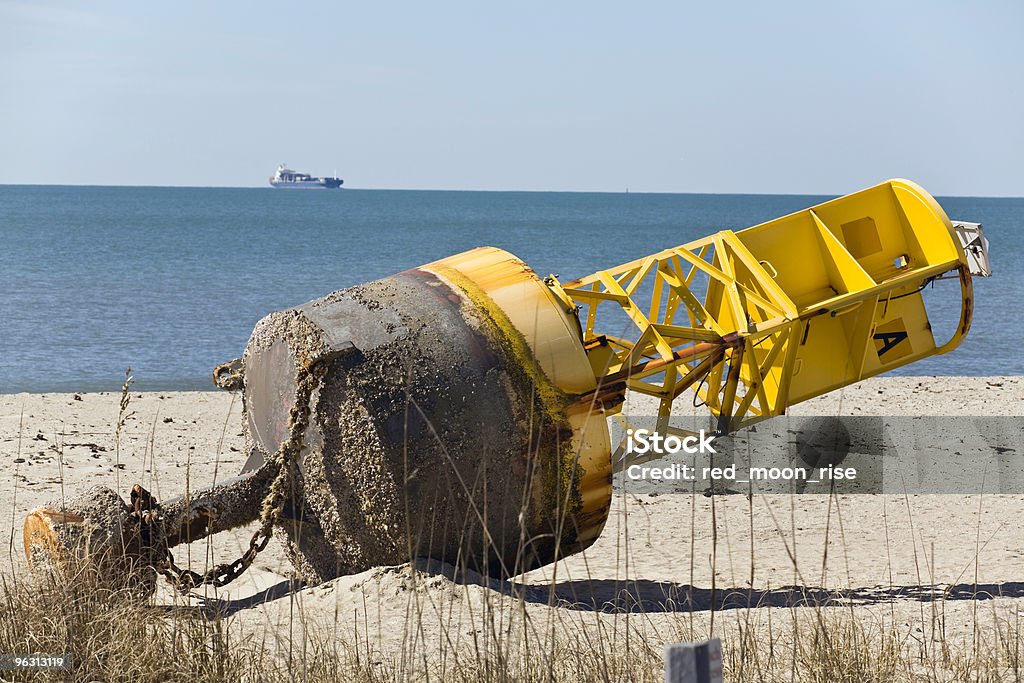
(0, 185, 1019, 392)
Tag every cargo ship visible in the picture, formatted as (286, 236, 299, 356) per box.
(269, 164, 343, 189)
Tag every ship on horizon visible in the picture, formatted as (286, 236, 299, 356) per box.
(269, 164, 343, 189)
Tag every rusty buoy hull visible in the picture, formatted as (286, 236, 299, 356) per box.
(241, 247, 613, 581)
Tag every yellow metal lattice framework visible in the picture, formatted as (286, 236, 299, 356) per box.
(547, 179, 975, 435)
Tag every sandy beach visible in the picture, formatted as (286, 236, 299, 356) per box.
(3, 376, 1023, 678)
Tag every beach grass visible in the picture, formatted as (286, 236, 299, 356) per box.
(2, 555, 1024, 682)
(4, 382, 1024, 682)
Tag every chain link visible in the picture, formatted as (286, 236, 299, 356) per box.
(139, 358, 328, 592)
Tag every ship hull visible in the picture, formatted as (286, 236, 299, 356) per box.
(269, 178, 343, 189)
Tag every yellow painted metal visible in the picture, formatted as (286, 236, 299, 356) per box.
(376, 180, 974, 546)
(422, 247, 614, 553)
(556, 179, 974, 434)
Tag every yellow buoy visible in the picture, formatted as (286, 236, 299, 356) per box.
(24, 179, 989, 586)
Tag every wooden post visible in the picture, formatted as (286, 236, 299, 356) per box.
(664, 638, 723, 683)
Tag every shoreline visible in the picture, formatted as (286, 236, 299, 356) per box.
(3, 373, 1022, 401)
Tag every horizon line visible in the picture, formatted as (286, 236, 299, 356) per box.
(0, 182, 1021, 200)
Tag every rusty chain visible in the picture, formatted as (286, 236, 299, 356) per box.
(138, 358, 328, 592)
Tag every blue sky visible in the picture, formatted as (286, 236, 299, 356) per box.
(1, 1, 1022, 194)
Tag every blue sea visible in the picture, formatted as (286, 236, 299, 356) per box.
(0, 186, 1019, 393)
